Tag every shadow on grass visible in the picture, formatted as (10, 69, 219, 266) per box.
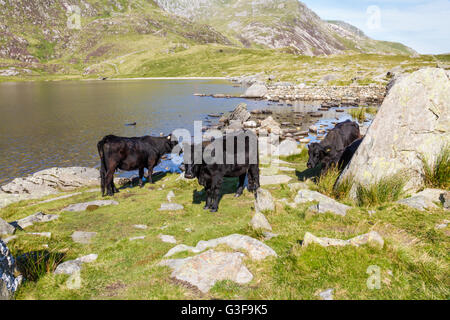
(16, 250, 66, 282)
(119, 172, 168, 191)
(296, 166, 322, 182)
(192, 177, 241, 206)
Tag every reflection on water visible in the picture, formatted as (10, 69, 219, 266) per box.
(0, 80, 269, 184)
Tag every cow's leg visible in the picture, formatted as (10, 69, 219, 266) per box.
(138, 168, 145, 188)
(247, 164, 260, 198)
(209, 176, 223, 213)
(147, 159, 156, 184)
(235, 174, 246, 198)
(113, 182, 120, 194)
(204, 188, 212, 210)
(105, 164, 118, 196)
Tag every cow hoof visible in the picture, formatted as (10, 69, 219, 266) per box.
(210, 208, 218, 213)
(203, 205, 210, 210)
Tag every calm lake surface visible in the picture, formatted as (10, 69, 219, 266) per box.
(0, 79, 357, 185)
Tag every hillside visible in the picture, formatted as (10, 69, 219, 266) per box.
(0, 0, 418, 79)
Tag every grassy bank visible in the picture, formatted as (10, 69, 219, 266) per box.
(1, 150, 448, 300)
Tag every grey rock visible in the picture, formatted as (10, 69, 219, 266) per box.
(288, 182, 309, 191)
(71, 231, 97, 244)
(166, 191, 175, 202)
(160, 250, 253, 293)
(159, 203, 184, 211)
(133, 225, 148, 230)
(0, 240, 22, 300)
(339, 68, 450, 194)
(262, 232, 279, 241)
(0, 218, 15, 236)
(319, 288, 334, 300)
(296, 190, 350, 216)
(164, 234, 277, 261)
(11, 212, 59, 229)
(244, 82, 268, 98)
(220, 103, 251, 125)
(76, 254, 98, 264)
(255, 188, 275, 212)
(54, 260, 82, 275)
(274, 139, 301, 157)
(443, 192, 450, 209)
(251, 212, 272, 231)
(63, 200, 119, 212)
(159, 234, 177, 244)
(397, 196, 438, 211)
(260, 175, 292, 186)
(303, 231, 384, 248)
(27, 232, 51, 238)
(129, 236, 146, 241)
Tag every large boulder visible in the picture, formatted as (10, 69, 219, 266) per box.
(243, 82, 268, 98)
(1, 240, 22, 300)
(219, 103, 251, 125)
(339, 68, 450, 193)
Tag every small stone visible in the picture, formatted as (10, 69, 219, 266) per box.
(71, 231, 97, 244)
(54, 260, 82, 275)
(133, 225, 148, 230)
(166, 191, 175, 203)
(251, 212, 272, 231)
(159, 203, 184, 211)
(129, 236, 146, 241)
(11, 212, 59, 229)
(185, 228, 193, 233)
(319, 289, 334, 300)
(255, 188, 275, 212)
(260, 175, 292, 186)
(76, 254, 98, 263)
(262, 232, 279, 241)
(27, 232, 51, 238)
(303, 231, 384, 248)
(159, 234, 177, 244)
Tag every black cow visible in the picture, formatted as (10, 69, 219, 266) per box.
(338, 138, 363, 170)
(182, 131, 260, 212)
(307, 120, 361, 172)
(97, 134, 178, 196)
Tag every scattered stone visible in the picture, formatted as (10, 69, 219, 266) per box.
(244, 82, 268, 98)
(54, 254, 97, 275)
(159, 234, 177, 244)
(397, 196, 438, 211)
(219, 103, 251, 125)
(288, 182, 309, 191)
(255, 188, 275, 212)
(435, 220, 450, 230)
(0, 218, 15, 236)
(63, 200, 118, 212)
(11, 212, 59, 229)
(275, 139, 301, 157)
(71, 231, 97, 244)
(251, 212, 272, 231)
(185, 228, 193, 233)
(260, 175, 292, 186)
(0, 240, 22, 300)
(1, 236, 17, 244)
(303, 231, 384, 248)
(260, 116, 281, 135)
(319, 289, 334, 300)
(159, 203, 184, 211)
(296, 190, 350, 216)
(164, 234, 277, 261)
(133, 225, 148, 230)
(160, 250, 253, 293)
(27, 232, 51, 238)
(129, 236, 146, 241)
(167, 191, 175, 202)
(76, 254, 98, 264)
(243, 120, 257, 128)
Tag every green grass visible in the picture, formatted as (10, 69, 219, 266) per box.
(348, 107, 367, 123)
(1, 154, 448, 300)
(420, 145, 450, 190)
(356, 174, 406, 207)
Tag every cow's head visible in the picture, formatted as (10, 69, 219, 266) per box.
(182, 143, 200, 179)
(307, 143, 332, 169)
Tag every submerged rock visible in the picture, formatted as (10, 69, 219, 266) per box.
(160, 250, 253, 293)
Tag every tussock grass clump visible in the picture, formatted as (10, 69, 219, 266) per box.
(348, 107, 366, 122)
(420, 145, 450, 190)
(16, 251, 65, 282)
(365, 107, 378, 115)
(356, 173, 406, 207)
(314, 166, 354, 201)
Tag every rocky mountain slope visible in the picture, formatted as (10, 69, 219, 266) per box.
(0, 0, 416, 78)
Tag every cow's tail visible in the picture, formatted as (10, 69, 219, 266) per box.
(97, 139, 107, 197)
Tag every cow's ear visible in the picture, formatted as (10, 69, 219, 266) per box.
(325, 147, 332, 154)
(167, 135, 172, 140)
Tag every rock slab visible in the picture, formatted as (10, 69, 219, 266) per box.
(303, 231, 384, 248)
(160, 250, 253, 293)
(63, 200, 118, 212)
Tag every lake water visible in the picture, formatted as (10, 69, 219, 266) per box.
(0, 79, 358, 185)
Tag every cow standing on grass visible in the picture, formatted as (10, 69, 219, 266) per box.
(97, 135, 179, 196)
(182, 131, 260, 212)
(307, 120, 361, 173)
